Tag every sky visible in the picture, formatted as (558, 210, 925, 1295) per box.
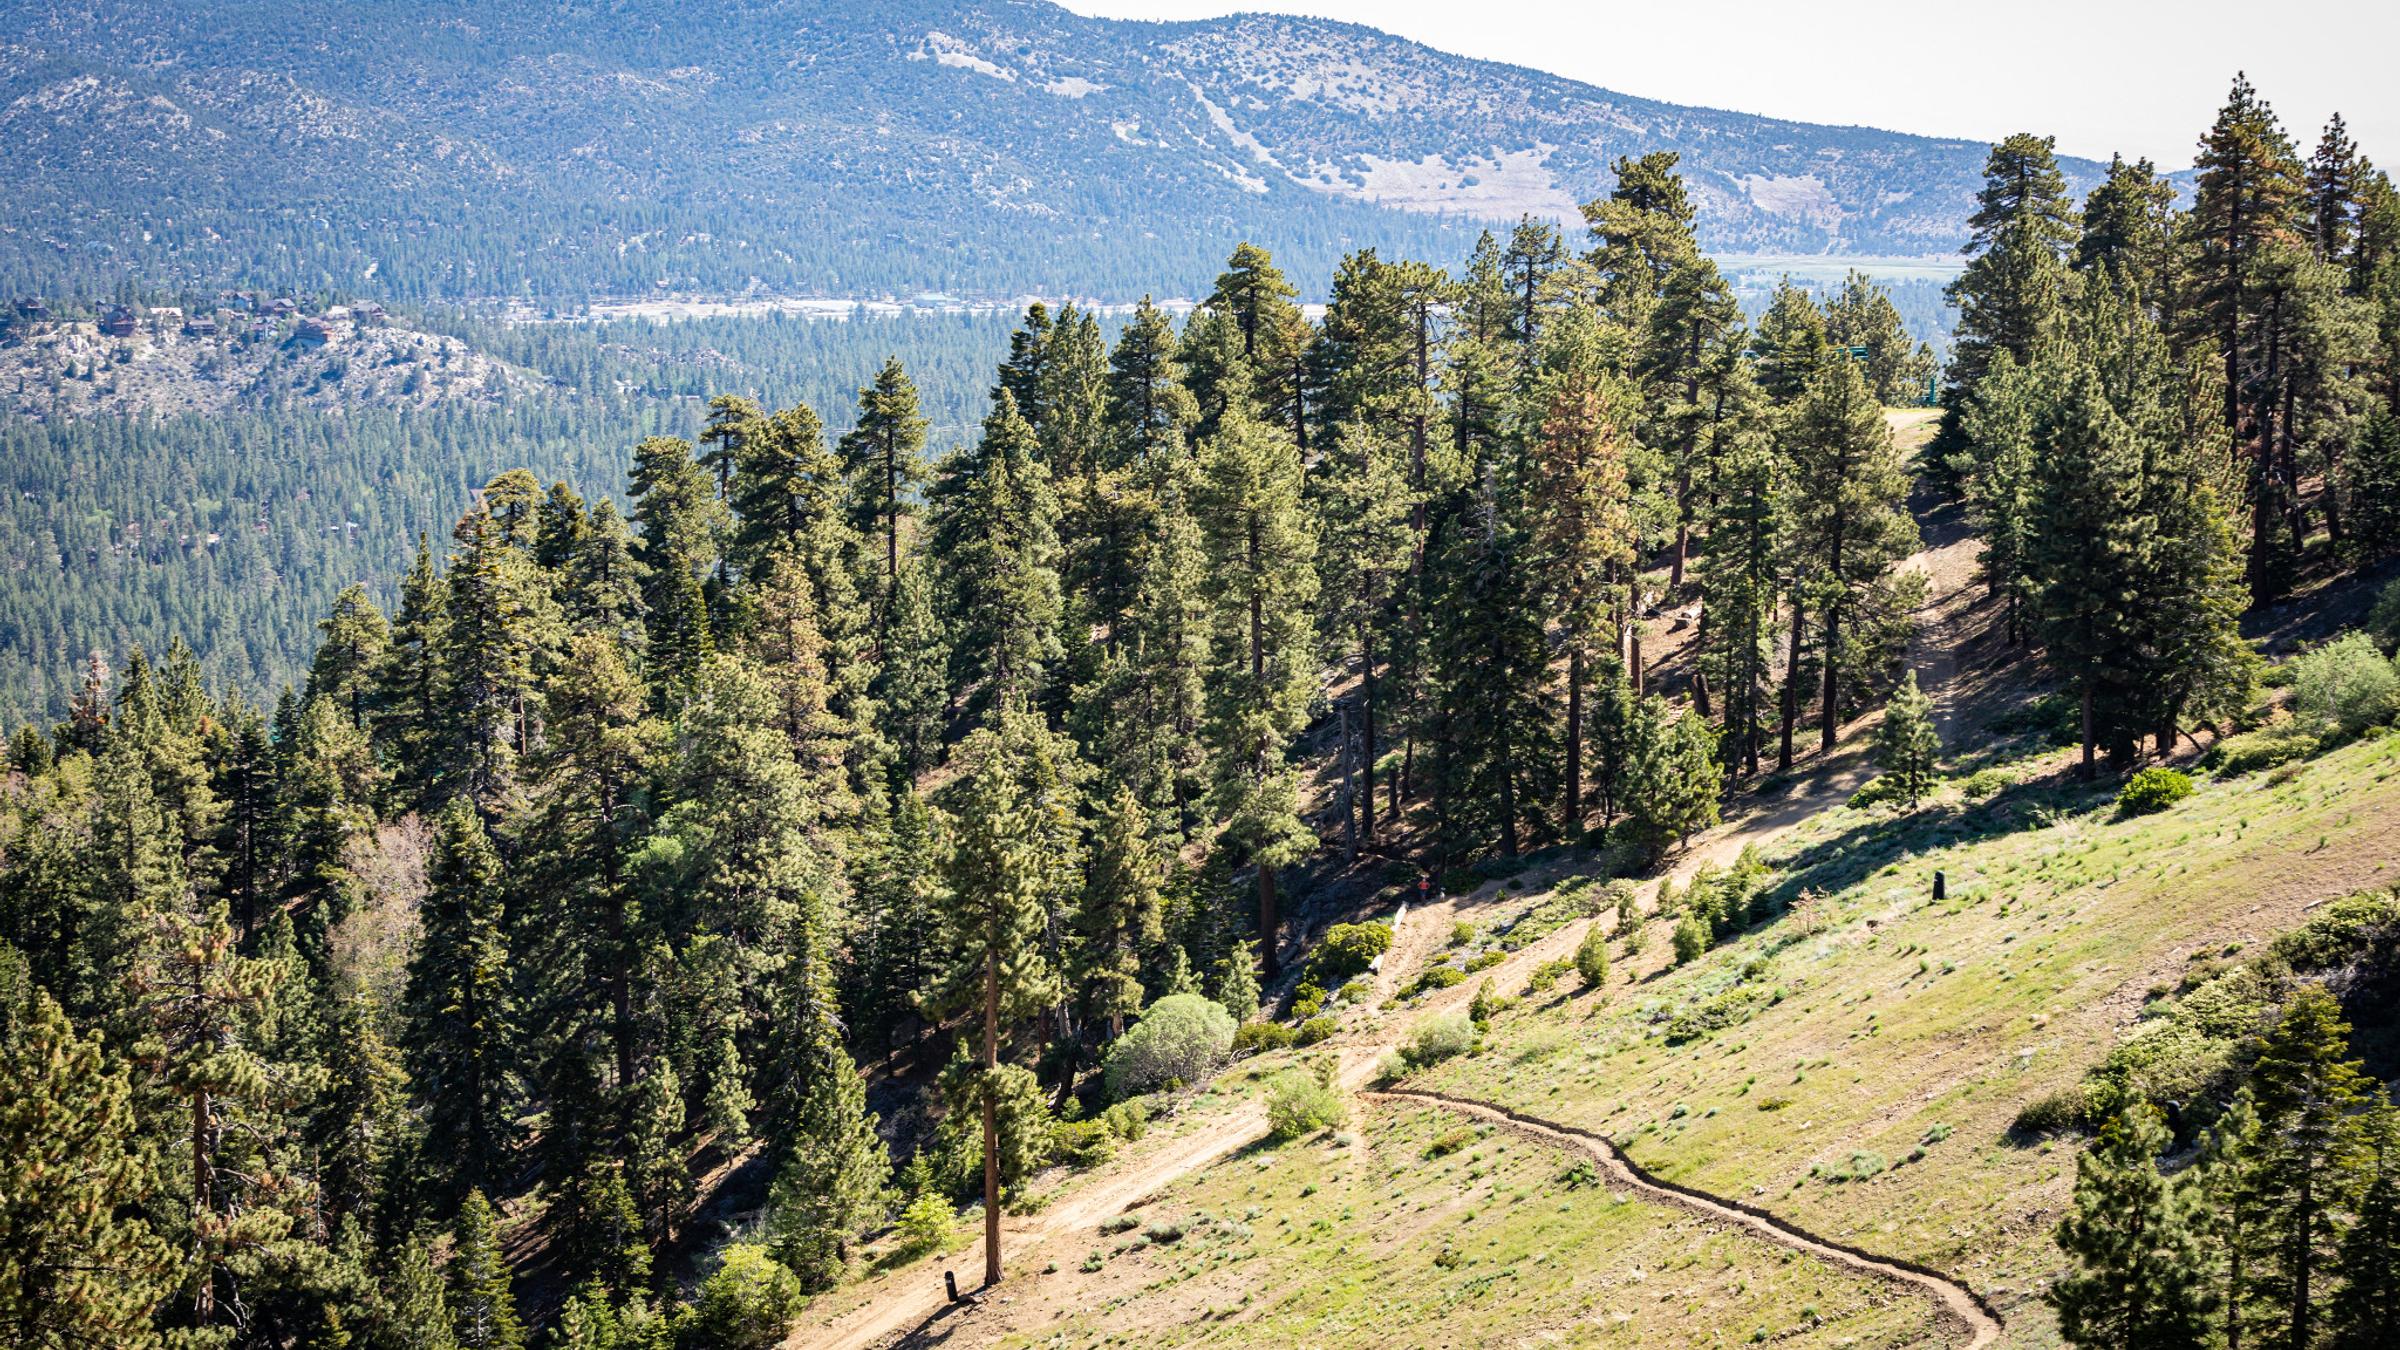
(1060, 0, 2398, 169)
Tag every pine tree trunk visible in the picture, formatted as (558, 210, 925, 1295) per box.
(1256, 865, 1280, 978)
(2079, 683, 2097, 780)
(1819, 598, 1842, 754)
(2292, 1171, 2314, 1350)
(1360, 630, 1378, 846)
(192, 1087, 214, 1322)
(1779, 592, 1806, 773)
(981, 956, 1002, 1287)
(1563, 645, 1584, 837)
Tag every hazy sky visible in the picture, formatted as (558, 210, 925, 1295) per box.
(1061, 0, 2397, 169)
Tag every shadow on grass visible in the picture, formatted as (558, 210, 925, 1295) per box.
(1751, 769, 2119, 923)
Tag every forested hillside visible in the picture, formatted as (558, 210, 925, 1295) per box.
(0, 308, 1022, 727)
(0, 0, 2099, 303)
(3, 71, 2399, 1350)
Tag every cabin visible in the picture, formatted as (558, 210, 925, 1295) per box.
(263, 297, 298, 317)
(99, 305, 139, 338)
(292, 317, 335, 348)
(15, 298, 48, 321)
(183, 314, 219, 338)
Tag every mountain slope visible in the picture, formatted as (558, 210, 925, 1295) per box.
(0, 0, 2103, 302)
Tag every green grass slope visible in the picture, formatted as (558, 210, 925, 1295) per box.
(1408, 730, 2400, 1345)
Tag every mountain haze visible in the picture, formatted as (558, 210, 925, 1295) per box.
(0, 0, 2101, 302)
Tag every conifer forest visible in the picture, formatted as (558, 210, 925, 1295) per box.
(6, 15, 2400, 1347)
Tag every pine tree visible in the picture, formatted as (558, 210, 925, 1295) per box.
(1108, 297, 1201, 472)
(1525, 305, 1635, 834)
(1752, 279, 1831, 404)
(1873, 670, 1940, 807)
(1939, 133, 2077, 477)
(123, 889, 291, 1329)
(440, 497, 558, 811)
(312, 991, 404, 1233)
(1621, 698, 1721, 861)
(562, 499, 647, 650)
(851, 781, 939, 1051)
(2049, 1104, 2212, 1348)
(379, 534, 451, 805)
(2185, 74, 2308, 594)
(1312, 416, 1414, 848)
(276, 694, 376, 946)
(938, 392, 1064, 712)
(623, 1054, 687, 1249)
(2333, 1092, 2400, 1347)
(379, 1237, 457, 1350)
(0, 954, 174, 1349)
(1824, 271, 1935, 405)
(1194, 391, 1317, 974)
(2028, 358, 2151, 777)
(2075, 154, 2179, 293)
(629, 435, 725, 696)
(2246, 987, 2369, 1350)
(2196, 1091, 2275, 1350)
(551, 1158, 650, 1304)
(1785, 359, 1918, 755)
(307, 583, 389, 728)
(762, 954, 887, 1291)
(401, 800, 519, 1202)
(446, 1189, 524, 1350)
(876, 551, 950, 781)
(1425, 468, 1558, 861)
(929, 732, 1061, 1286)
(1694, 418, 1784, 776)
(1076, 785, 1165, 1038)
(524, 633, 654, 1091)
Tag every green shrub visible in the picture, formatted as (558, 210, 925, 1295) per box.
(1289, 982, 1325, 1020)
(676, 1244, 805, 1350)
(1961, 767, 2011, 801)
(1574, 924, 1609, 989)
(1294, 1015, 1338, 1046)
(1448, 919, 1477, 947)
(2011, 1088, 2091, 1138)
(1103, 994, 1236, 1099)
(1100, 1099, 1151, 1142)
(2116, 767, 2194, 816)
(1232, 1020, 1296, 1055)
(2208, 723, 2317, 776)
(1050, 1117, 1118, 1169)
(1462, 948, 1505, 973)
(1671, 915, 1709, 965)
(1402, 1012, 1476, 1068)
(1527, 957, 1574, 992)
(1265, 1071, 1347, 1140)
(1846, 775, 1903, 809)
(1424, 1125, 1477, 1157)
(2370, 577, 2400, 652)
(2290, 632, 2400, 737)
(1307, 922, 1392, 986)
(1403, 965, 1466, 997)
(896, 1189, 958, 1258)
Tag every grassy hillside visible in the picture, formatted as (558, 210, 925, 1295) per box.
(1403, 729, 2400, 1344)
(794, 573, 2400, 1349)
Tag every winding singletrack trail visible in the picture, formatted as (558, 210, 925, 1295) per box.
(1365, 1088, 2003, 1348)
(792, 409, 1993, 1349)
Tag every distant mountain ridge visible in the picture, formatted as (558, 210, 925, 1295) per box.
(0, 0, 2109, 302)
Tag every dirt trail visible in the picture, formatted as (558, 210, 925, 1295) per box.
(795, 410, 1985, 1348)
(1366, 1088, 2002, 1348)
